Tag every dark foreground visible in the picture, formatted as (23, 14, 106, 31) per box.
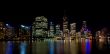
(0, 38, 110, 54)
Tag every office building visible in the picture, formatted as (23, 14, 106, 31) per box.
(19, 25, 31, 40)
(49, 22, 54, 37)
(70, 23, 76, 37)
(0, 22, 5, 39)
(55, 24, 61, 36)
(63, 16, 69, 37)
(5, 24, 15, 39)
(32, 16, 48, 38)
(80, 21, 88, 37)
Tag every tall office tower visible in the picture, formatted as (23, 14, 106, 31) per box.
(5, 24, 15, 40)
(0, 22, 5, 39)
(49, 22, 54, 37)
(63, 16, 69, 37)
(55, 24, 61, 36)
(19, 25, 31, 40)
(80, 21, 88, 37)
(32, 16, 48, 38)
(70, 23, 76, 37)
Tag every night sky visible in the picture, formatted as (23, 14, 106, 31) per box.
(0, 3, 110, 34)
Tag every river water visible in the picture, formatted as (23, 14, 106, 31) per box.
(0, 38, 110, 54)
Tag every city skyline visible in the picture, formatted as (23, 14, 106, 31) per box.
(0, 16, 110, 33)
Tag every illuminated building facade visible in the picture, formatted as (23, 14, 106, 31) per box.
(19, 25, 31, 40)
(80, 21, 88, 37)
(32, 16, 48, 38)
(0, 22, 5, 39)
(55, 24, 61, 36)
(49, 22, 54, 37)
(76, 32, 81, 38)
(96, 31, 101, 37)
(101, 28, 107, 37)
(5, 24, 15, 40)
(63, 16, 69, 37)
(70, 23, 76, 37)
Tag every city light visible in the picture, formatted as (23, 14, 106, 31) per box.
(6, 24, 9, 26)
(21, 25, 25, 28)
(20, 42, 27, 54)
(0, 16, 108, 41)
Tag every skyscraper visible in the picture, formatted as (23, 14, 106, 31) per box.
(32, 16, 48, 38)
(5, 24, 15, 40)
(49, 22, 54, 37)
(63, 16, 69, 37)
(80, 21, 88, 38)
(0, 22, 5, 40)
(55, 24, 61, 36)
(70, 23, 76, 37)
(19, 25, 31, 40)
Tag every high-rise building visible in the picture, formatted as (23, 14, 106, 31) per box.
(80, 21, 88, 37)
(32, 16, 48, 38)
(5, 24, 15, 40)
(55, 24, 61, 36)
(49, 22, 54, 37)
(0, 22, 5, 40)
(19, 25, 31, 40)
(70, 23, 76, 37)
(63, 16, 69, 37)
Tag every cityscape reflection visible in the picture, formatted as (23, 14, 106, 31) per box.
(0, 38, 110, 54)
(5, 41, 13, 54)
(20, 41, 27, 54)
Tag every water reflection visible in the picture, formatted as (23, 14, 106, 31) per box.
(81, 39, 92, 54)
(48, 40, 54, 54)
(97, 38, 107, 50)
(32, 39, 92, 54)
(5, 41, 13, 54)
(0, 38, 110, 54)
(85, 39, 92, 54)
(81, 39, 86, 54)
(20, 41, 27, 54)
(32, 40, 48, 54)
(56, 40, 64, 54)
(0, 41, 5, 54)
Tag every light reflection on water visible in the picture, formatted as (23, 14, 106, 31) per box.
(32, 39, 92, 54)
(0, 38, 110, 54)
(20, 41, 27, 54)
(5, 41, 13, 54)
(48, 40, 54, 54)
